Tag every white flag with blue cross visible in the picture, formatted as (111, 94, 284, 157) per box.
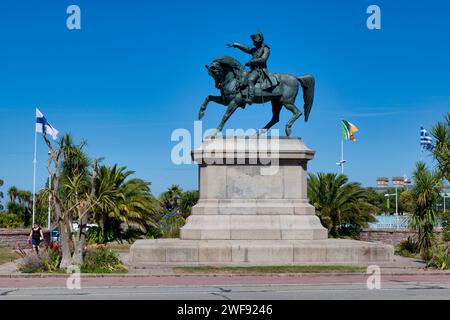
(36, 108, 59, 140)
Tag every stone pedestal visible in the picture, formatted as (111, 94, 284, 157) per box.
(181, 137, 327, 241)
(130, 137, 393, 266)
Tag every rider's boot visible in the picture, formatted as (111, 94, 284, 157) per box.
(246, 84, 254, 105)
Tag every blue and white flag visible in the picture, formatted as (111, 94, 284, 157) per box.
(36, 108, 59, 140)
(420, 126, 434, 151)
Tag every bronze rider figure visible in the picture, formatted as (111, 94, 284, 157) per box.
(227, 32, 272, 105)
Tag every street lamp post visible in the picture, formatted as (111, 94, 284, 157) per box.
(395, 184, 398, 215)
(384, 193, 397, 215)
(48, 173, 51, 230)
(443, 192, 448, 213)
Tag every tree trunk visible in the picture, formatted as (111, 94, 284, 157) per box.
(102, 219, 108, 244)
(53, 192, 72, 269)
(59, 216, 73, 269)
(72, 214, 87, 266)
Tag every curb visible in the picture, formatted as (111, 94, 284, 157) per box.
(1, 270, 450, 278)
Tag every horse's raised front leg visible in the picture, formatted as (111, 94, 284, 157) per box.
(198, 95, 225, 120)
(284, 103, 302, 136)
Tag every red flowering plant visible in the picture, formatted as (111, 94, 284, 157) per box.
(44, 242, 62, 253)
(41, 242, 62, 271)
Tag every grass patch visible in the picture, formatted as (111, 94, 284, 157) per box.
(0, 246, 18, 265)
(173, 265, 366, 274)
(87, 242, 131, 253)
(106, 243, 131, 253)
(80, 266, 127, 274)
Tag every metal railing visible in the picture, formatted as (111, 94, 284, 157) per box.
(368, 215, 411, 229)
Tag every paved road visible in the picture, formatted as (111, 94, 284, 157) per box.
(1, 274, 450, 299)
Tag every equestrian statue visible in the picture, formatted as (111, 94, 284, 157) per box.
(198, 32, 315, 136)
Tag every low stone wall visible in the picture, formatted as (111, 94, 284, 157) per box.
(360, 228, 442, 246)
(0, 228, 50, 249)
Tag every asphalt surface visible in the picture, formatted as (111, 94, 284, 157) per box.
(1, 274, 450, 300)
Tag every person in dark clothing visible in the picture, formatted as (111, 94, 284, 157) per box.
(28, 223, 44, 254)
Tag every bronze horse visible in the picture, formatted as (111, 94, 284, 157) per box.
(198, 56, 315, 136)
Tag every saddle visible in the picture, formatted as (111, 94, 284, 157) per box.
(239, 69, 279, 92)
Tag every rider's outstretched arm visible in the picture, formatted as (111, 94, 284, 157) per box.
(230, 43, 252, 54)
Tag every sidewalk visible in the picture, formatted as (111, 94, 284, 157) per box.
(1, 253, 449, 278)
(0, 261, 19, 276)
(1, 263, 450, 278)
(1, 273, 450, 290)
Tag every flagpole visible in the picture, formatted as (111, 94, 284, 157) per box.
(32, 125, 37, 226)
(48, 167, 51, 231)
(341, 139, 344, 174)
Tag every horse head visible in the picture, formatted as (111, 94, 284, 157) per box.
(206, 56, 244, 90)
(206, 61, 225, 89)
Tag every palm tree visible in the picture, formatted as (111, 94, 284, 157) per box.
(179, 190, 199, 218)
(410, 162, 442, 260)
(431, 113, 450, 182)
(7, 186, 18, 203)
(5, 188, 32, 226)
(92, 165, 158, 243)
(61, 135, 90, 180)
(159, 184, 183, 214)
(307, 173, 374, 237)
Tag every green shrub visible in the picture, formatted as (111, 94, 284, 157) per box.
(81, 247, 126, 273)
(0, 213, 21, 228)
(158, 212, 185, 238)
(41, 243, 62, 272)
(337, 225, 362, 239)
(18, 254, 43, 273)
(86, 226, 104, 244)
(121, 227, 145, 242)
(17, 244, 62, 273)
(442, 211, 450, 242)
(146, 226, 163, 239)
(426, 245, 450, 270)
(86, 226, 118, 244)
(395, 238, 419, 258)
(87, 225, 148, 244)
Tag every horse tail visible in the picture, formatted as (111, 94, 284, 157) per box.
(297, 74, 315, 122)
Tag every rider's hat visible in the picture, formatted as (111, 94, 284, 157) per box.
(250, 32, 264, 43)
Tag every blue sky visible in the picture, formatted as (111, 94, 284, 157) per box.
(0, 0, 449, 196)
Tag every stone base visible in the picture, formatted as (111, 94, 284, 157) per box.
(183, 137, 329, 241)
(130, 239, 394, 267)
(180, 215, 327, 240)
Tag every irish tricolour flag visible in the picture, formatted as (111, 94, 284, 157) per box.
(341, 120, 358, 141)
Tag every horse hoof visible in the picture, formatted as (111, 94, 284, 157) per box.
(205, 129, 220, 140)
(285, 127, 292, 136)
(257, 129, 268, 137)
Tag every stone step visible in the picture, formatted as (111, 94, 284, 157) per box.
(180, 215, 328, 240)
(192, 199, 315, 215)
(130, 239, 394, 267)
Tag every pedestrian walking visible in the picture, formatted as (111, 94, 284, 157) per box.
(28, 223, 44, 254)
